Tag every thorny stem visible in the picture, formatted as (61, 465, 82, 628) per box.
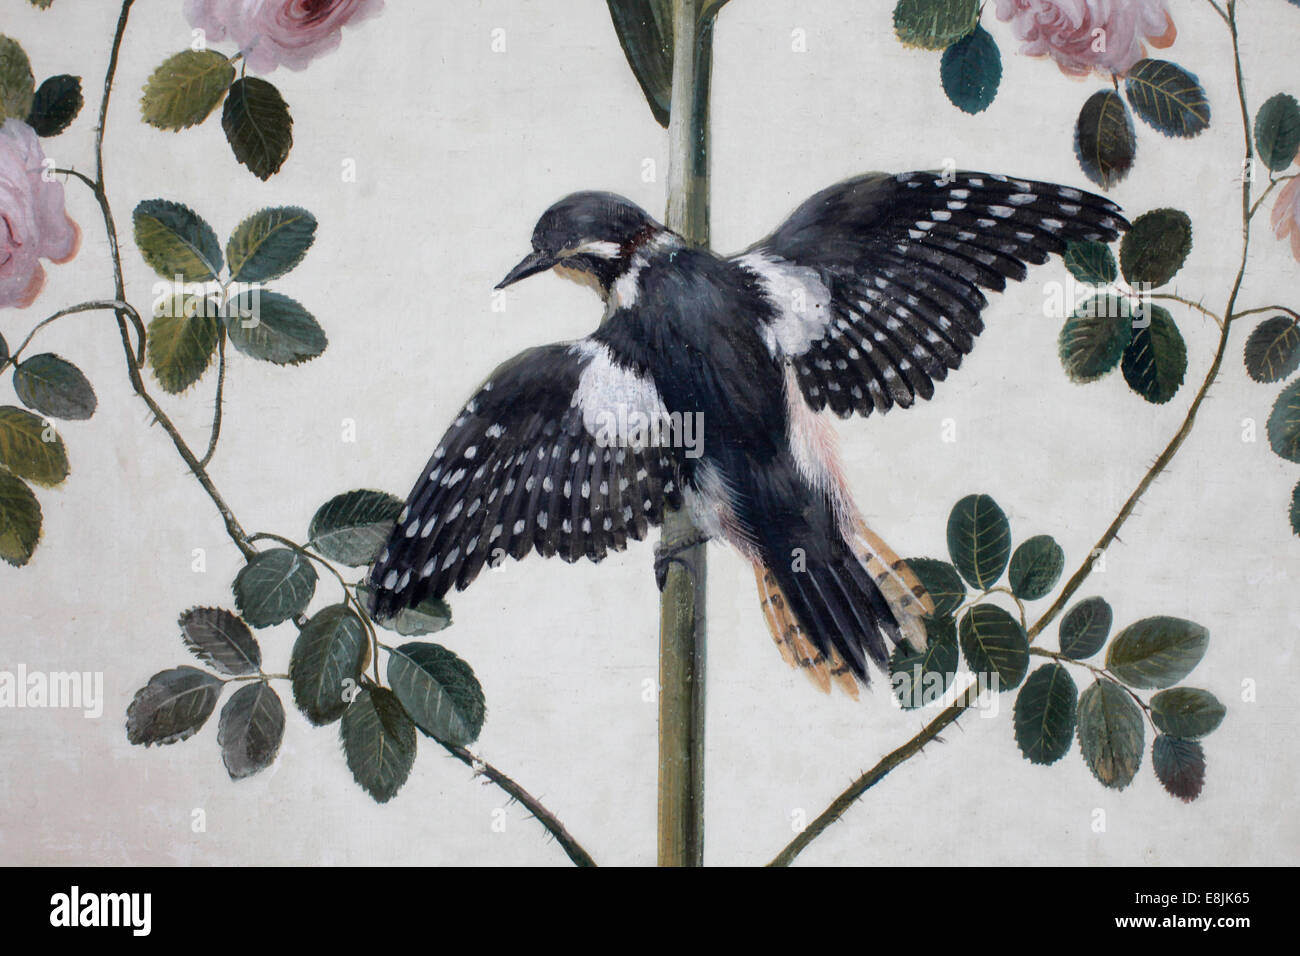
(0, 299, 135, 372)
(770, 2, 1258, 867)
(199, 330, 227, 468)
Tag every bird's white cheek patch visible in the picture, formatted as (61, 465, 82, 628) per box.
(735, 251, 832, 357)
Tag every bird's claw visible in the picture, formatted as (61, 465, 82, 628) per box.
(654, 533, 708, 591)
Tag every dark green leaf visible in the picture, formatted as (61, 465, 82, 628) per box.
(1008, 535, 1064, 601)
(946, 493, 1011, 590)
(224, 292, 326, 366)
(1267, 378, 1300, 463)
(13, 354, 96, 420)
(133, 199, 222, 282)
(1059, 596, 1112, 660)
(903, 557, 966, 618)
(605, 0, 672, 128)
(125, 666, 223, 746)
(357, 584, 453, 637)
(1106, 616, 1209, 689)
(1291, 481, 1300, 537)
(958, 604, 1029, 690)
(1063, 240, 1118, 285)
(308, 489, 403, 567)
(1013, 663, 1078, 765)
(233, 548, 317, 628)
(1059, 295, 1134, 383)
(1121, 305, 1186, 404)
(0, 470, 41, 567)
(25, 74, 82, 137)
(1151, 688, 1225, 739)
(1123, 59, 1210, 138)
(388, 643, 486, 746)
(146, 296, 221, 395)
(1077, 679, 1144, 789)
(0, 36, 35, 122)
(218, 681, 284, 779)
(290, 604, 369, 726)
(889, 615, 959, 709)
(1152, 735, 1205, 801)
(1255, 93, 1300, 172)
(0, 405, 69, 487)
(893, 0, 980, 50)
(0, 332, 8, 365)
(1120, 208, 1193, 288)
(222, 77, 293, 180)
(178, 606, 260, 676)
(341, 687, 416, 804)
(940, 24, 1001, 115)
(226, 206, 317, 283)
(140, 50, 234, 131)
(1075, 90, 1136, 190)
(1243, 316, 1300, 384)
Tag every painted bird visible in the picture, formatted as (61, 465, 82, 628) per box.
(367, 171, 1125, 695)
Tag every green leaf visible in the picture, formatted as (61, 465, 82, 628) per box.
(341, 687, 417, 804)
(178, 606, 260, 677)
(940, 24, 1001, 115)
(1291, 481, 1300, 537)
(222, 77, 293, 180)
(1013, 663, 1078, 765)
(308, 489, 403, 567)
(1267, 378, 1300, 463)
(357, 584, 453, 637)
(1255, 93, 1300, 172)
(1150, 688, 1226, 739)
(125, 666, 224, 746)
(233, 548, 318, 628)
(1120, 208, 1193, 288)
(224, 292, 327, 366)
(903, 557, 966, 619)
(1243, 316, 1300, 384)
(0, 36, 35, 122)
(605, 0, 672, 128)
(889, 615, 959, 709)
(1077, 680, 1144, 789)
(1152, 735, 1205, 802)
(1123, 59, 1210, 138)
(387, 642, 487, 746)
(0, 471, 41, 567)
(290, 604, 369, 726)
(1058, 596, 1112, 660)
(893, 0, 980, 50)
(1121, 305, 1186, 404)
(958, 604, 1029, 691)
(13, 354, 96, 421)
(133, 199, 222, 282)
(140, 50, 235, 131)
(0, 331, 8, 366)
(0, 405, 68, 487)
(1063, 240, 1118, 285)
(1008, 535, 1064, 601)
(1106, 616, 1210, 689)
(217, 681, 284, 780)
(1075, 90, 1136, 190)
(226, 206, 317, 283)
(25, 74, 82, 137)
(146, 296, 221, 395)
(946, 493, 1011, 590)
(1059, 295, 1134, 383)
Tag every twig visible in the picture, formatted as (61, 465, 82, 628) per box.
(0, 299, 134, 372)
(199, 329, 227, 468)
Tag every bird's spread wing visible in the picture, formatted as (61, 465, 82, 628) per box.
(367, 341, 683, 619)
(733, 171, 1128, 418)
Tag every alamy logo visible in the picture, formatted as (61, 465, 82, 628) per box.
(0, 665, 103, 718)
(49, 886, 151, 936)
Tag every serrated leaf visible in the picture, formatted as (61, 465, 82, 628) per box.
(1255, 93, 1300, 172)
(889, 615, 959, 709)
(224, 291, 326, 366)
(133, 199, 222, 282)
(903, 557, 966, 618)
(233, 548, 317, 628)
(1269, 379, 1300, 463)
(0, 405, 68, 487)
(146, 296, 221, 395)
(1151, 688, 1225, 739)
(141, 50, 234, 131)
(308, 490, 403, 567)
(1121, 305, 1186, 404)
(1059, 295, 1134, 383)
(125, 666, 224, 746)
(0, 36, 35, 122)
(958, 604, 1029, 691)
(1013, 663, 1078, 765)
(0, 471, 41, 567)
(1124, 59, 1210, 138)
(341, 687, 416, 803)
(226, 206, 317, 283)
(1077, 679, 1144, 789)
(387, 643, 486, 746)
(940, 24, 1001, 115)
(1106, 616, 1209, 689)
(13, 354, 95, 421)
(1120, 208, 1192, 288)
(1063, 240, 1118, 285)
(1008, 535, 1064, 601)
(26, 74, 82, 137)
(606, 0, 672, 128)
(1291, 481, 1300, 537)
(1059, 596, 1112, 660)
(223, 77, 293, 180)
(893, 0, 980, 50)
(218, 681, 284, 780)
(0, 332, 8, 366)
(1075, 90, 1136, 190)
(1244, 316, 1300, 384)
(178, 607, 260, 676)
(357, 584, 453, 637)
(290, 604, 369, 725)
(946, 494, 1011, 590)
(1152, 735, 1205, 801)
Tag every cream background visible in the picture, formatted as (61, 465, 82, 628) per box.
(1, 0, 1297, 866)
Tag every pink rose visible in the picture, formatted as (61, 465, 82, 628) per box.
(1272, 176, 1300, 264)
(0, 120, 79, 311)
(185, 0, 385, 74)
(994, 0, 1177, 78)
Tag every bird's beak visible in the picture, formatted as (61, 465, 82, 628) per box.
(495, 250, 556, 289)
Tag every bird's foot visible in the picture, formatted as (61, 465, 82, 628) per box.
(654, 532, 709, 591)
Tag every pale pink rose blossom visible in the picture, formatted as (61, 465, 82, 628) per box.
(1272, 176, 1300, 264)
(0, 120, 79, 311)
(994, 0, 1177, 78)
(185, 0, 385, 75)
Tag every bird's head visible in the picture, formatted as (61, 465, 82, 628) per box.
(496, 192, 668, 298)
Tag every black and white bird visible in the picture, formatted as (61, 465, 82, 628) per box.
(367, 171, 1126, 695)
